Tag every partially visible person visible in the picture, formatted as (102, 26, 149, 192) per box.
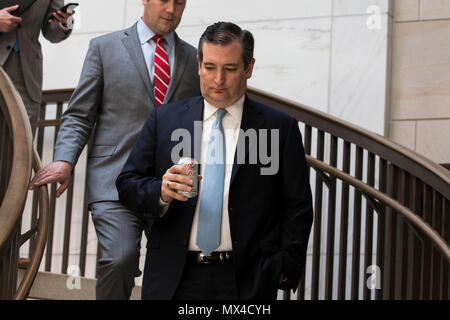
(0, 1, 75, 136)
(116, 21, 313, 300)
(29, 0, 200, 299)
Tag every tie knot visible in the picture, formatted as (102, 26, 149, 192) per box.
(152, 35, 163, 43)
(216, 108, 227, 122)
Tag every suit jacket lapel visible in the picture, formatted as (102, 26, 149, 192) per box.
(230, 96, 264, 186)
(179, 96, 204, 163)
(121, 23, 157, 105)
(178, 97, 204, 206)
(165, 33, 190, 103)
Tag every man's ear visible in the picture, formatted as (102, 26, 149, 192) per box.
(246, 58, 256, 79)
(197, 55, 202, 76)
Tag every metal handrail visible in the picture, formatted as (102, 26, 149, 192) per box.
(0, 67, 32, 250)
(246, 87, 449, 300)
(0, 67, 50, 300)
(307, 155, 450, 263)
(14, 149, 49, 300)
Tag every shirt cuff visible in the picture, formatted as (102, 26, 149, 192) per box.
(158, 197, 170, 217)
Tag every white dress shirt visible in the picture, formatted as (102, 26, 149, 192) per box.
(188, 95, 245, 252)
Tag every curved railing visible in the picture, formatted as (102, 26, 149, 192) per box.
(14, 150, 49, 300)
(0, 68, 32, 255)
(248, 87, 449, 300)
(16, 87, 449, 300)
(294, 155, 450, 300)
(0, 67, 32, 299)
(307, 156, 450, 263)
(0, 67, 49, 300)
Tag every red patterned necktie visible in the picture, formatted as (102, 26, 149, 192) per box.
(153, 35, 170, 106)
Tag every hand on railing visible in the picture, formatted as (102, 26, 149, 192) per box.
(29, 161, 73, 197)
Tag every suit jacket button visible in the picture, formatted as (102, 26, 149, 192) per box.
(6, 45, 11, 50)
(181, 239, 188, 246)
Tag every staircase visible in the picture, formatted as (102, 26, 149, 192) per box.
(1, 72, 449, 300)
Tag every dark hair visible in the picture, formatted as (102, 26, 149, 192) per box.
(198, 22, 254, 69)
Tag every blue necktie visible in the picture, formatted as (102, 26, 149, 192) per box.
(13, 30, 19, 52)
(196, 108, 227, 255)
(13, 39, 19, 52)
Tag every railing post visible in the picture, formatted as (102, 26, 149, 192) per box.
(324, 135, 338, 300)
(0, 222, 20, 299)
(311, 130, 324, 300)
(337, 141, 351, 300)
(363, 152, 376, 300)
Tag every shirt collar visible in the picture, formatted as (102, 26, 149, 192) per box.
(137, 18, 175, 50)
(203, 95, 245, 123)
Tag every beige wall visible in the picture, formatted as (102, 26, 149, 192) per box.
(390, 0, 450, 165)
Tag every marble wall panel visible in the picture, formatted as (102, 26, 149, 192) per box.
(391, 20, 450, 120)
(329, 14, 391, 135)
(124, 0, 144, 27)
(181, 0, 333, 25)
(389, 120, 416, 151)
(416, 119, 450, 164)
(125, 0, 333, 28)
(246, 19, 332, 111)
(41, 33, 92, 90)
(420, 0, 450, 20)
(394, 0, 420, 21)
(73, 0, 127, 33)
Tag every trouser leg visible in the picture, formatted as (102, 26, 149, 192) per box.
(89, 201, 147, 300)
(3, 50, 39, 137)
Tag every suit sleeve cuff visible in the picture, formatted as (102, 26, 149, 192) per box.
(60, 16, 74, 31)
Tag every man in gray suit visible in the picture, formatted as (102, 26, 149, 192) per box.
(0, 1, 74, 136)
(29, 0, 200, 299)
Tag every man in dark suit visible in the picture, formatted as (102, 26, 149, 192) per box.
(0, 1, 74, 136)
(116, 21, 313, 300)
(29, 0, 200, 299)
